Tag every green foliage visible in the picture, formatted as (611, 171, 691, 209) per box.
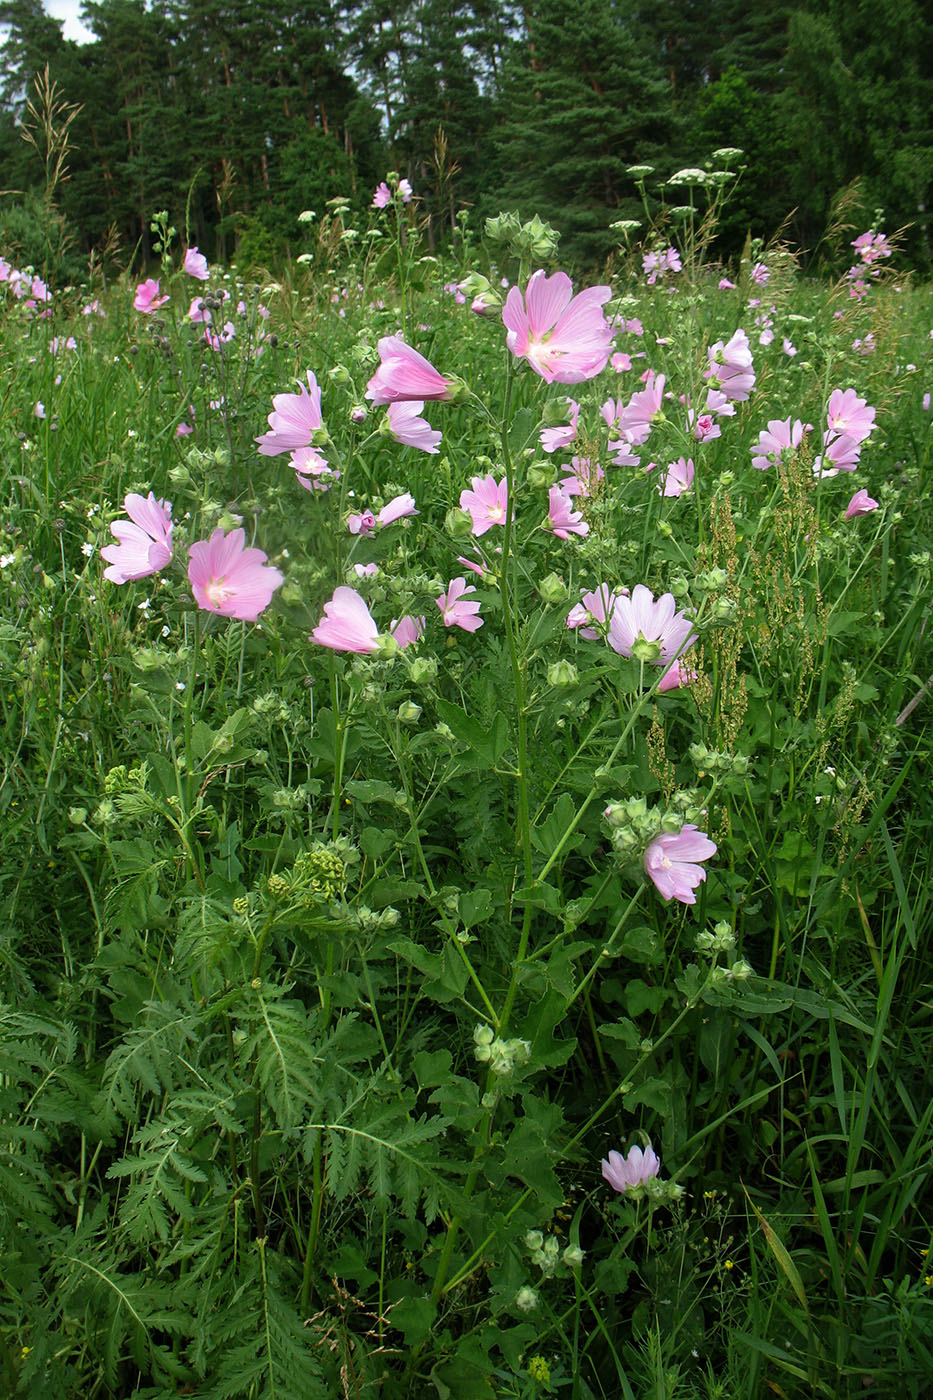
(0, 193, 930, 1399)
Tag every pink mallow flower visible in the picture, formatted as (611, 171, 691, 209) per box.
(615, 372, 666, 446)
(188, 529, 282, 621)
(460, 475, 509, 535)
(376, 492, 418, 525)
(436, 577, 483, 632)
(845, 489, 879, 518)
(255, 371, 325, 458)
(387, 400, 442, 453)
(101, 492, 173, 583)
(347, 510, 376, 536)
(372, 182, 392, 208)
(547, 485, 589, 539)
(559, 456, 603, 498)
(540, 398, 580, 453)
(502, 269, 613, 383)
(312, 586, 381, 653)
(567, 583, 618, 639)
(390, 614, 425, 648)
(133, 278, 169, 313)
(183, 247, 209, 280)
(602, 1143, 661, 1194)
(814, 433, 863, 478)
(826, 389, 875, 444)
(608, 584, 696, 666)
(644, 824, 717, 904)
(367, 336, 452, 405)
(705, 328, 755, 401)
(750, 418, 806, 470)
(656, 457, 694, 497)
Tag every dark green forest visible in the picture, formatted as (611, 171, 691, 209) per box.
(0, 0, 931, 273)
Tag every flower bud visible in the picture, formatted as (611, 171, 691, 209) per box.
(328, 364, 350, 385)
(397, 700, 422, 725)
(631, 636, 662, 664)
(409, 655, 438, 685)
(473, 1023, 495, 1046)
(444, 506, 474, 540)
(538, 571, 568, 605)
(515, 1286, 538, 1312)
(547, 659, 578, 687)
(562, 1244, 584, 1268)
(526, 460, 553, 489)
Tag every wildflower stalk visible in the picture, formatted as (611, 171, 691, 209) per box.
(495, 356, 534, 1037)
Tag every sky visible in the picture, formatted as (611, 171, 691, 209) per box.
(44, 1, 96, 45)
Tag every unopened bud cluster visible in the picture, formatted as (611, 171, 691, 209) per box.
(473, 1024, 531, 1077)
(688, 743, 750, 777)
(696, 920, 736, 956)
(484, 211, 560, 260)
(604, 791, 704, 857)
(524, 1229, 584, 1276)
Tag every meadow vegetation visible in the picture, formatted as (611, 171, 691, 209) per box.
(0, 163, 931, 1399)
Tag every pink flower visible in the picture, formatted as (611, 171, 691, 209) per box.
(387, 400, 442, 453)
(567, 583, 617, 639)
(539, 398, 580, 453)
(101, 492, 173, 584)
(602, 1143, 661, 1194)
(372, 182, 392, 208)
(348, 510, 376, 536)
(657, 457, 694, 496)
(255, 371, 325, 457)
(559, 456, 603, 498)
(644, 824, 717, 903)
(547, 485, 588, 539)
(615, 371, 666, 447)
(690, 411, 720, 443)
(815, 433, 862, 478)
(460, 474, 509, 535)
(312, 586, 381, 652)
(188, 528, 283, 622)
(718, 277, 736, 290)
(750, 261, 769, 286)
(34, 401, 46, 419)
(376, 492, 418, 526)
(188, 297, 210, 323)
(436, 577, 483, 632)
(783, 337, 797, 357)
(290, 446, 337, 492)
(608, 584, 696, 665)
(397, 178, 413, 202)
(183, 246, 209, 280)
(643, 247, 681, 284)
(176, 422, 193, 437)
(750, 418, 806, 470)
(133, 278, 169, 313)
(611, 351, 632, 372)
(705, 329, 755, 401)
(502, 269, 613, 383)
(657, 658, 696, 692)
(390, 614, 425, 647)
(826, 389, 875, 444)
(844, 489, 879, 518)
(366, 337, 452, 405)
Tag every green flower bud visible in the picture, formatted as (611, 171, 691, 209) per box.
(444, 506, 474, 540)
(547, 659, 578, 687)
(397, 700, 422, 725)
(631, 636, 662, 663)
(515, 1286, 538, 1312)
(538, 571, 568, 605)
